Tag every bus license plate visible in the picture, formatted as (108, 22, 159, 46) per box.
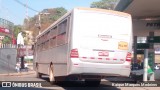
(98, 51, 109, 56)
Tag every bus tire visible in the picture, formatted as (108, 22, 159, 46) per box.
(85, 79, 101, 86)
(49, 64, 55, 84)
(35, 64, 42, 78)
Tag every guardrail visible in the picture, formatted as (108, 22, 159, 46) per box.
(0, 44, 33, 57)
(0, 44, 17, 48)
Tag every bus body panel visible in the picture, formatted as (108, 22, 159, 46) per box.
(68, 59, 131, 77)
(68, 8, 132, 77)
(37, 44, 69, 77)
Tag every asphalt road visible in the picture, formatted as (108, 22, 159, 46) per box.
(0, 72, 160, 90)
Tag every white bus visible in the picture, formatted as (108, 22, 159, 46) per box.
(34, 7, 133, 85)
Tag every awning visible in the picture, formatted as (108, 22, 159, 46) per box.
(115, 0, 160, 19)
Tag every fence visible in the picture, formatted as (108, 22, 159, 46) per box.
(0, 44, 17, 48)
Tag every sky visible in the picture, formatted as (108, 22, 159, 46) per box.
(0, 0, 99, 25)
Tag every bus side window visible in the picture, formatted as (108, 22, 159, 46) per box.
(66, 17, 70, 43)
(42, 42, 45, 51)
(50, 26, 57, 48)
(57, 19, 67, 45)
(43, 31, 50, 50)
(45, 40, 49, 49)
(31, 44, 34, 50)
(40, 43, 43, 51)
(37, 45, 40, 51)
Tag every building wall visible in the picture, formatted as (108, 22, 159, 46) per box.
(0, 18, 14, 31)
(133, 19, 160, 36)
(0, 48, 17, 74)
(0, 18, 14, 41)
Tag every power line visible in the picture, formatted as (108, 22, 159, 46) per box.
(0, 0, 30, 25)
(0, 0, 15, 23)
(1, 4, 20, 23)
(14, 0, 39, 13)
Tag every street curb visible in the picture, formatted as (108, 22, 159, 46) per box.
(0, 71, 35, 76)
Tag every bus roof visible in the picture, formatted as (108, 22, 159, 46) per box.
(36, 7, 131, 39)
(75, 7, 131, 17)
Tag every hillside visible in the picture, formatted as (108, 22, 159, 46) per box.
(24, 7, 67, 38)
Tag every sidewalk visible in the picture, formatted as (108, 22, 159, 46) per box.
(0, 70, 35, 76)
(0, 63, 35, 76)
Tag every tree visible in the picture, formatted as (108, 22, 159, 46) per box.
(23, 7, 67, 38)
(90, 0, 119, 10)
(2, 36, 12, 44)
(51, 7, 67, 21)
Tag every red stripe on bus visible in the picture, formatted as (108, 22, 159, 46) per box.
(106, 58, 110, 60)
(82, 57, 87, 59)
(98, 58, 103, 60)
(113, 58, 117, 60)
(120, 59, 124, 61)
(90, 57, 95, 59)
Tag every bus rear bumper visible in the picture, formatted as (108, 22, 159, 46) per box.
(68, 60, 131, 78)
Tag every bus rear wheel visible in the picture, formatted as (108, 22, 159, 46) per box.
(85, 79, 101, 86)
(35, 64, 42, 78)
(49, 64, 55, 84)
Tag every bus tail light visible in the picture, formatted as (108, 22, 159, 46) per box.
(70, 49, 79, 58)
(126, 52, 131, 62)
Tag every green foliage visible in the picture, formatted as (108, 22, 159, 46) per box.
(52, 7, 67, 21)
(2, 36, 12, 44)
(13, 25, 22, 39)
(90, 0, 119, 10)
(23, 7, 67, 37)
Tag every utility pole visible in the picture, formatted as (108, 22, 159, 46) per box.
(143, 49, 148, 81)
(35, 12, 50, 35)
(149, 32, 155, 81)
(25, 0, 29, 26)
(133, 36, 137, 69)
(38, 13, 41, 34)
(26, 0, 28, 20)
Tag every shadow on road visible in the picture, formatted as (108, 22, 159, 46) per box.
(39, 76, 121, 90)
